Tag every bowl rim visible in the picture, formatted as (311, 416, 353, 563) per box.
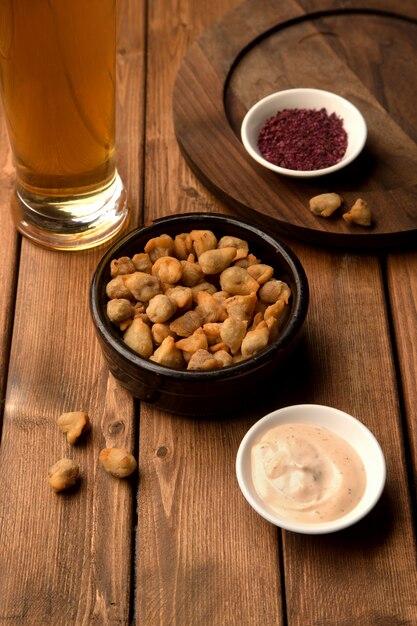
(90, 212, 309, 381)
(240, 87, 368, 178)
(236, 403, 386, 534)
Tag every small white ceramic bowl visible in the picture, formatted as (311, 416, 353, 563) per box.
(236, 404, 386, 534)
(241, 88, 367, 178)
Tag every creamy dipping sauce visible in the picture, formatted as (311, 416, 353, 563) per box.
(251, 423, 366, 523)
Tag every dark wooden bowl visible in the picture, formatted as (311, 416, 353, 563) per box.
(89, 212, 309, 416)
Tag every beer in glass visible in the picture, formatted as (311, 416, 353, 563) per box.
(0, 0, 128, 250)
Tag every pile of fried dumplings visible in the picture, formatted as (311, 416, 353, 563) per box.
(105, 229, 291, 370)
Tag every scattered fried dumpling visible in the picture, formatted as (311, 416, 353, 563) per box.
(169, 310, 202, 337)
(343, 198, 372, 227)
(246, 263, 274, 285)
(151, 256, 182, 284)
(144, 234, 174, 262)
(150, 336, 185, 369)
(124, 317, 153, 358)
(213, 350, 233, 368)
(219, 266, 259, 296)
(110, 256, 136, 277)
(173, 233, 193, 260)
(175, 328, 208, 354)
(195, 291, 227, 324)
(309, 193, 343, 217)
(217, 235, 249, 260)
(187, 349, 220, 371)
(202, 322, 222, 345)
(190, 230, 217, 258)
(180, 255, 205, 287)
(259, 280, 291, 305)
(146, 294, 177, 323)
(241, 320, 269, 358)
(123, 272, 162, 302)
(198, 247, 236, 275)
(220, 317, 248, 355)
(224, 293, 257, 321)
(151, 322, 173, 345)
(165, 285, 193, 311)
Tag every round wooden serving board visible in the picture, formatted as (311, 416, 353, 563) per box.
(173, 0, 417, 249)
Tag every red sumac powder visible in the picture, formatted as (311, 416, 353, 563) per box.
(257, 107, 348, 171)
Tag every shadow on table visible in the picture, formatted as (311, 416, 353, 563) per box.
(301, 488, 395, 552)
(219, 335, 325, 423)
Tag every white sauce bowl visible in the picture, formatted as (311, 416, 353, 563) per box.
(236, 404, 386, 534)
(241, 88, 367, 178)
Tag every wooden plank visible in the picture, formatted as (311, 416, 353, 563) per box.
(0, 2, 145, 624)
(0, 112, 19, 426)
(136, 0, 283, 624)
(279, 242, 417, 625)
(387, 250, 417, 479)
(137, 0, 417, 623)
(137, 409, 282, 625)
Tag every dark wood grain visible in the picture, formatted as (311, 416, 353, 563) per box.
(173, 0, 417, 249)
(137, 0, 417, 624)
(1, 1, 416, 625)
(0, 116, 18, 431)
(388, 250, 417, 491)
(137, 409, 283, 625)
(136, 1, 283, 624)
(0, 2, 144, 624)
(279, 242, 417, 624)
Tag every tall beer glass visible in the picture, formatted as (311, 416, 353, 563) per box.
(0, 0, 128, 250)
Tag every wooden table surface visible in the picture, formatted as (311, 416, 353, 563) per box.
(1, 1, 417, 625)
